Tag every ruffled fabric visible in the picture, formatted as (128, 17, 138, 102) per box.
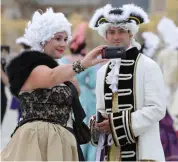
(24, 8, 72, 51)
(106, 59, 121, 93)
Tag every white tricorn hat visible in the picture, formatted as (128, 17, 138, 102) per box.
(89, 4, 149, 49)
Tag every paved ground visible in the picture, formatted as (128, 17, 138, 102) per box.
(1, 87, 18, 151)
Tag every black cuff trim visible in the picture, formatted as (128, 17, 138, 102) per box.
(109, 110, 135, 146)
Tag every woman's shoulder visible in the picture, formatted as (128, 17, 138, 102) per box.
(6, 50, 58, 72)
(6, 50, 59, 97)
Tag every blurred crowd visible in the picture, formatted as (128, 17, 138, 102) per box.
(1, 1, 178, 161)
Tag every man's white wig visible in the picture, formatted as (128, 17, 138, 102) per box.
(89, 4, 149, 50)
(24, 8, 72, 51)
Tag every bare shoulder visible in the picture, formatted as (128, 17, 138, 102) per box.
(21, 65, 54, 91)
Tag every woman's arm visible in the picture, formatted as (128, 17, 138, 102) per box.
(21, 45, 107, 91)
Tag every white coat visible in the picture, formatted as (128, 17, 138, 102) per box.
(96, 54, 166, 161)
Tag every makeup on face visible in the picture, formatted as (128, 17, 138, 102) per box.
(53, 32, 68, 54)
(43, 32, 68, 59)
(54, 32, 68, 42)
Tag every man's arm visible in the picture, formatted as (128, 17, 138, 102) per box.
(131, 61, 166, 137)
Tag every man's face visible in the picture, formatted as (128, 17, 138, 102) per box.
(106, 26, 133, 48)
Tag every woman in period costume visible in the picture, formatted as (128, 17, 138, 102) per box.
(0, 8, 106, 161)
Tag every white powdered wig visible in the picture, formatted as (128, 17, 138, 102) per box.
(24, 8, 72, 51)
(16, 36, 31, 46)
(142, 32, 160, 58)
(157, 17, 178, 48)
(97, 22, 139, 38)
(130, 38, 141, 50)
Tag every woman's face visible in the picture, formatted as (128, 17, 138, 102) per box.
(43, 32, 68, 59)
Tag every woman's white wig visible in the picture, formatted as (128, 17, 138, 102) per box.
(89, 4, 149, 50)
(24, 8, 72, 51)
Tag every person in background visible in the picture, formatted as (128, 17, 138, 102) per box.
(156, 17, 178, 161)
(141, 30, 178, 161)
(9, 37, 32, 122)
(1, 45, 10, 124)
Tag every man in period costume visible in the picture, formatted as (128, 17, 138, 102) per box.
(89, 4, 166, 161)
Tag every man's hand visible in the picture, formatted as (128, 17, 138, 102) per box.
(95, 116, 111, 134)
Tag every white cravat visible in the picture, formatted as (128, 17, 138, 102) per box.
(106, 45, 133, 93)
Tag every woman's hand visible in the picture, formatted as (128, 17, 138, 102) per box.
(81, 45, 108, 68)
(20, 45, 107, 91)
